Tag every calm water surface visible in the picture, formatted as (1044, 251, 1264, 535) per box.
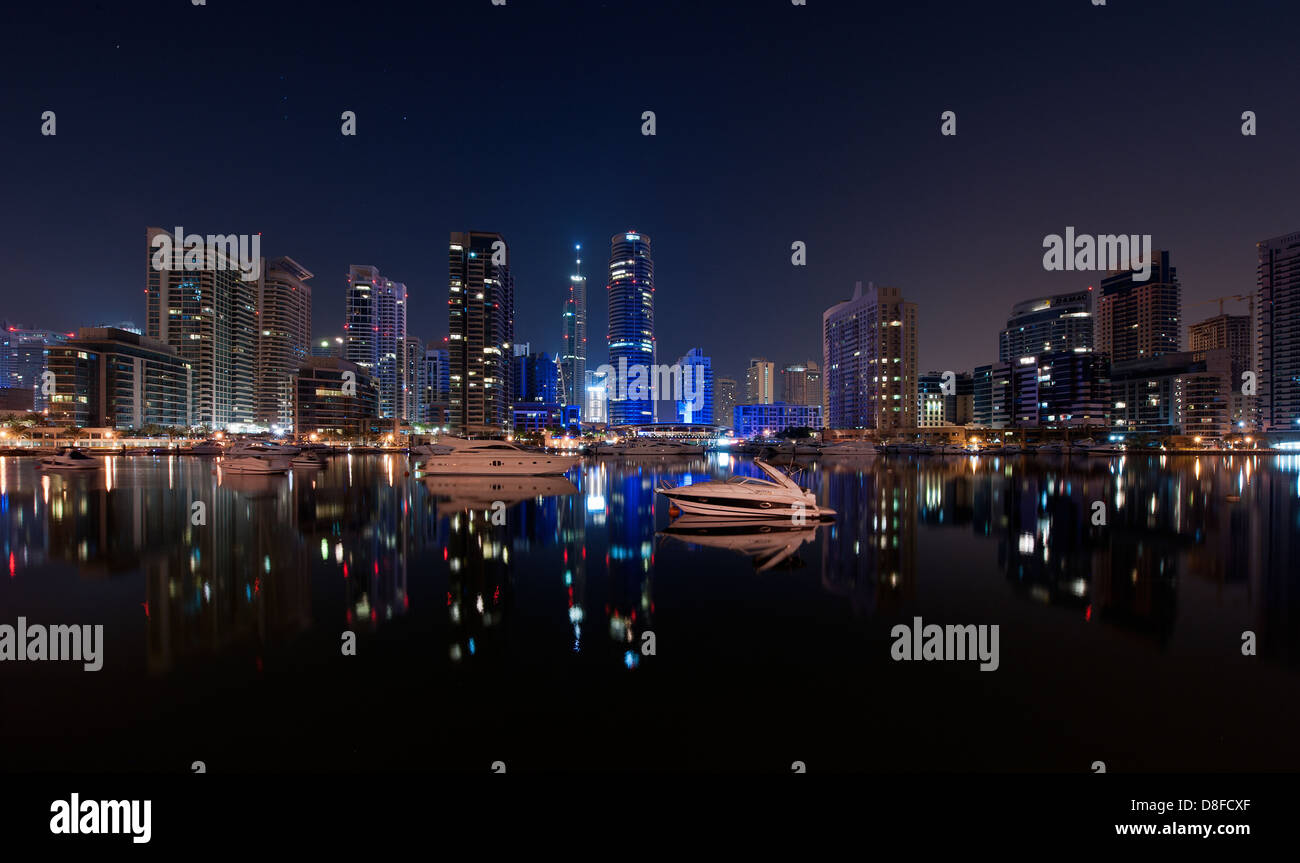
(1, 451, 1297, 772)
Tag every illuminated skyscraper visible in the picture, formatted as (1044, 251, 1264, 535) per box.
(560, 244, 587, 416)
(1257, 232, 1300, 431)
(343, 265, 408, 420)
(746, 358, 775, 404)
(606, 231, 655, 425)
(146, 226, 257, 429)
(1096, 251, 1181, 364)
(822, 281, 918, 430)
(999, 290, 1093, 363)
(449, 231, 514, 434)
(256, 256, 312, 431)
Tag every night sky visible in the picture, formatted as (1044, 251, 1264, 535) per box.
(5, 0, 1299, 382)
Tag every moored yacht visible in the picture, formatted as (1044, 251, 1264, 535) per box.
(221, 454, 290, 475)
(655, 459, 835, 519)
(38, 448, 101, 471)
(186, 439, 225, 455)
(415, 437, 579, 476)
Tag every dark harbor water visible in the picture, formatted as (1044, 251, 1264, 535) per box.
(1, 451, 1298, 773)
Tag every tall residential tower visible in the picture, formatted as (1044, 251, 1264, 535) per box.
(449, 231, 515, 434)
(606, 231, 655, 425)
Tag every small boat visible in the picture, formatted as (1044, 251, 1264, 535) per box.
(186, 439, 225, 455)
(819, 441, 879, 458)
(1035, 442, 1068, 454)
(38, 447, 101, 471)
(934, 443, 967, 456)
(221, 455, 290, 475)
(655, 459, 835, 519)
(415, 437, 579, 476)
(1071, 438, 1125, 456)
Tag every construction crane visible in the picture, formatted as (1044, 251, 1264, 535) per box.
(1203, 294, 1254, 318)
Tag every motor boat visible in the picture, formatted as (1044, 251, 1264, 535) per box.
(934, 443, 968, 456)
(819, 440, 878, 458)
(658, 515, 821, 572)
(187, 439, 225, 455)
(220, 454, 290, 475)
(38, 447, 101, 470)
(655, 459, 835, 519)
(1034, 442, 1068, 454)
(226, 440, 301, 457)
(414, 437, 579, 476)
(765, 440, 823, 457)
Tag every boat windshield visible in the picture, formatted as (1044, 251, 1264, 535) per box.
(724, 476, 777, 486)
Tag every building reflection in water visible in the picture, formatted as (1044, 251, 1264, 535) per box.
(2, 449, 1297, 680)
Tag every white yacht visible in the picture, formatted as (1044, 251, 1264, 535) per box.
(38, 448, 101, 471)
(187, 439, 225, 455)
(819, 440, 879, 458)
(414, 437, 579, 476)
(655, 459, 835, 519)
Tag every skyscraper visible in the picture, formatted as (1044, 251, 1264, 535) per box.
(343, 265, 408, 420)
(402, 336, 425, 423)
(822, 281, 918, 430)
(449, 231, 514, 434)
(1096, 250, 1181, 364)
(375, 279, 408, 420)
(256, 256, 312, 431)
(746, 358, 775, 404)
(560, 244, 587, 416)
(715, 376, 738, 428)
(780, 360, 821, 407)
(0, 323, 67, 412)
(1190, 313, 1254, 430)
(1257, 232, 1300, 432)
(146, 226, 257, 429)
(999, 290, 1093, 363)
(606, 231, 655, 425)
(675, 348, 713, 425)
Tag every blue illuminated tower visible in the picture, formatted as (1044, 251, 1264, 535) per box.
(606, 231, 655, 425)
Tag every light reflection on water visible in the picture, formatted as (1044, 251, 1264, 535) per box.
(1, 451, 1298, 770)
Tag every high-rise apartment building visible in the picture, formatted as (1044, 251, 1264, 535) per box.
(343, 265, 408, 420)
(0, 323, 68, 412)
(746, 358, 775, 404)
(560, 244, 587, 415)
(449, 231, 514, 434)
(606, 231, 655, 425)
(779, 360, 821, 408)
(999, 290, 1093, 363)
(1257, 232, 1300, 431)
(1096, 250, 1181, 365)
(256, 256, 312, 431)
(822, 281, 918, 430)
(675, 348, 713, 425)
(1190, 313, 1254, 430)
(715, 376, 738, 429)
(146, 226, 257, 429)
(46, 327, 193, 429)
